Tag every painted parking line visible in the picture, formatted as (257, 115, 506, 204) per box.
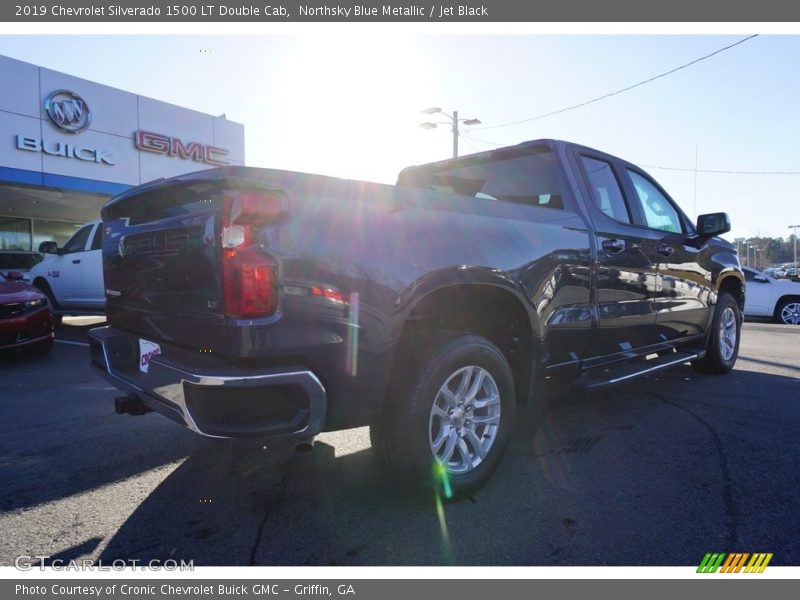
(54, 339, 90, 347)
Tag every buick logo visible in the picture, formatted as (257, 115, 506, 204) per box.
(44, 90, 91, 134)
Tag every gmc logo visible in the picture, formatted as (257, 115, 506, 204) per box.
(135, 130, 229, 166)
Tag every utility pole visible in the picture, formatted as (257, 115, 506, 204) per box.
(452, 110, 458, 159)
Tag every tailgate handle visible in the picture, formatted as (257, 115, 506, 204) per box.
(72, 259, 81, 264)
(601, 239, 626, 254)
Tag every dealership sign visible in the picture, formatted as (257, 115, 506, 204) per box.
(44, 90, 91, 134)
(15, 135, 115, 165)
(135, 130, 229, 166)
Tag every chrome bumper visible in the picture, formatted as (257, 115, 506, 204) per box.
(88, 326, 326, 439)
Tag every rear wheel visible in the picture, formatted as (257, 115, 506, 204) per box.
(775, 298, 800, 325)
(692, 292, 741, 374)
(371, 333, 515, 499)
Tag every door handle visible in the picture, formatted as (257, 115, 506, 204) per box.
(72, 259, 81, 264)
(656, 245, 675, 257)
(601, 239, 626, 254)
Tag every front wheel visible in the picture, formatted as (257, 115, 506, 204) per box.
(692, 292, 741, 374)
(371, 333, 515, 499)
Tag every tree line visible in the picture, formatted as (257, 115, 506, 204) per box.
(732, 234, 799, 270)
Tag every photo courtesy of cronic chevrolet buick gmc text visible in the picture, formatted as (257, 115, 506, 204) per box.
(88, 139, 744, 497)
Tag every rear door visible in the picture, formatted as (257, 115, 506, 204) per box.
(574, 152, 663, 358)
(620, 167, 711, 341)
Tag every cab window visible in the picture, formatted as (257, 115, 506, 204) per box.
(62, 224, 93, 255)
(626, 170, 683, 234)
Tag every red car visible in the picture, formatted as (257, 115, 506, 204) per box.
(0, 271, 54, 355)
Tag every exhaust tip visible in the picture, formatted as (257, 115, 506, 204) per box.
(115, 394, 151, 416)
(294, 438, 315, 453)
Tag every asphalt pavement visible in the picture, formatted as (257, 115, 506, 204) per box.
(1, 318, 798, 566)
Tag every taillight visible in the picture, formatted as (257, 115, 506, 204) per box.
(221, 190, 288, 318)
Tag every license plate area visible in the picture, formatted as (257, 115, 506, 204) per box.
(139, 338, 162, 373)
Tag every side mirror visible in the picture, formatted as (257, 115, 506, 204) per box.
(38, 241, 58, 254)
(753, 275, 769, 283)
(696, 212, 731, 236)
(6, 271, 24, 281)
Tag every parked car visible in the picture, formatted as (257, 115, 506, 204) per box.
(0, 271, 54, 355)
(0, 249, 43, 282)
(743, 267, 800, 324)
(29, 220, 104, 325)
(762, 267, 785, 279)
(89, 139, 744, 497)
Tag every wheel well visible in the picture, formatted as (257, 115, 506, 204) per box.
(719, 275, 744, 312)
(393, 285, 535, 405)
(775, 295, 800, 314)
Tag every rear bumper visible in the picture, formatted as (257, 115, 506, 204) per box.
(87, 326, 326, 439)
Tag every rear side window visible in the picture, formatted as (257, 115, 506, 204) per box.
(401, 149, 564, 209)
(579, 156, 630, 224)
(62, 224, 93, 254)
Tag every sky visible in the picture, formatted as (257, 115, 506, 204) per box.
(0, 33, 798, 241)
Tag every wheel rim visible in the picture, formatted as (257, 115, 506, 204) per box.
(719, 306, 737, 361)
(428, 365, 501, 475)
(780, 302, 800, 325)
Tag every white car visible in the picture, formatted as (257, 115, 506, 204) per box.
(29, 219, 104, 324)
(743, 267, 800, 325)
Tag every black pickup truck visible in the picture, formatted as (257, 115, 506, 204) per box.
(88, 139, 744, 496)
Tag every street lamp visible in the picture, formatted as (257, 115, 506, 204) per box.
(753, 246, 760, 270)
(420, 107, 481, 158)
(789, 225, 800, 275)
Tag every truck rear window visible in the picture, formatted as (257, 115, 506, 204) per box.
(399, 148, 564, 209)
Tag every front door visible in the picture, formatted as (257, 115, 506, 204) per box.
(621, 168, 711, 341)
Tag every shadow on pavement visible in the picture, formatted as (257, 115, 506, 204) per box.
(98, 365, 799, 566)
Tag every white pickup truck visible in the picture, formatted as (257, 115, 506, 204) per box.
(29, 219, 104, 325)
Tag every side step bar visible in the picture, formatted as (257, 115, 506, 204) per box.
(571, 349, 705, 392)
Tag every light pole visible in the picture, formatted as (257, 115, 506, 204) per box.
(420, 107, 482, 158)
(753, 246, 760, 270)
(789, 225, 800, 274)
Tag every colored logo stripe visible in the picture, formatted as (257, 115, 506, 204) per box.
(744, 553, 773, 573)
(697, 552, 773, 573)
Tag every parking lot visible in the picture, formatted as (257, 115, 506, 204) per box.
(1, 318, 798, 566)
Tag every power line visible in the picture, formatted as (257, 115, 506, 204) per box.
(471, 34, 759, 132)
(643, 165, 800, 175)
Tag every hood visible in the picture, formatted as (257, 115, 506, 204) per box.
(0, 280, 46, 304)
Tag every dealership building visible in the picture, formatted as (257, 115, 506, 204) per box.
(0, 54, 245, 251)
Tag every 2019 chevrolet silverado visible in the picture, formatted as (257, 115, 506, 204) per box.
(88, 139, 744, 496)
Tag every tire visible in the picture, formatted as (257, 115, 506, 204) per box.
(774, 297, 800, 325)
(29, 337, 53, 356)
(370, 333, 515, 499)
(34, 280, 62, 327)
(692, 292, 741, 374)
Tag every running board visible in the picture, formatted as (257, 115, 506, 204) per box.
(571, 349, 705, 392)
